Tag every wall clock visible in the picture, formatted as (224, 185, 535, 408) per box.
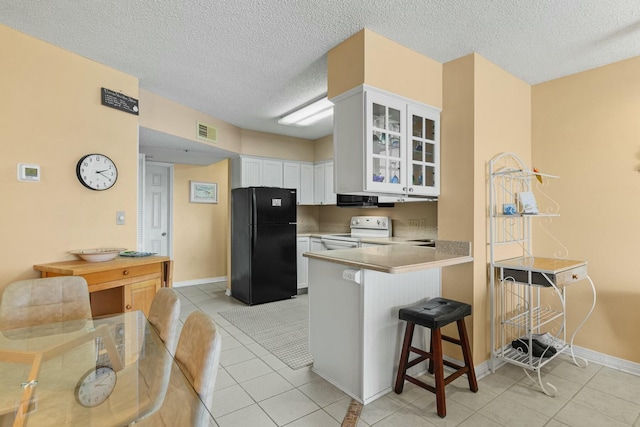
(74, 365, 117, 407)
(76, 153, 118, 191)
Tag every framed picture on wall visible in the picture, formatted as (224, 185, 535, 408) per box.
(190, 181, 217, 204)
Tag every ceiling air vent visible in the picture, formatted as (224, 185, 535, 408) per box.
(197, 122, 218, 143)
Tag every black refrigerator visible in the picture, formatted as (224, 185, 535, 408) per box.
(231, 187, 297, 305)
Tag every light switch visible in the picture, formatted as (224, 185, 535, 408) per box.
(116, 211, 125, 225)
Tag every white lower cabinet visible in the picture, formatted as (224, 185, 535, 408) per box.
(310, 238, 323, 252)
(308, 258, 441, 404)
(296, 237, 310, 290)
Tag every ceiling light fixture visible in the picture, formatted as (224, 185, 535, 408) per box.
(278, 96, 333, 127)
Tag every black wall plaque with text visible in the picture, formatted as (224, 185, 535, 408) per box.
(101, 88, 139, 115)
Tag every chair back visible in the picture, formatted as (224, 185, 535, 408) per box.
(147, 288, 181, 354)
(174, 310, 221, 409)
(0, 276, 92, 330)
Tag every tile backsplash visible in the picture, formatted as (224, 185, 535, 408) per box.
(297, 202, 437, 238)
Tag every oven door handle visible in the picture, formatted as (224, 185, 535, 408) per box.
(320, 238, 359, 250)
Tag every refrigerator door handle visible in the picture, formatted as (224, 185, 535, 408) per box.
(251, 190, 258, 225)
(252, 225, 257, 250)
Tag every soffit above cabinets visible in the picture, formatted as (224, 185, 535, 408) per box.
(139, 127, 236, 166)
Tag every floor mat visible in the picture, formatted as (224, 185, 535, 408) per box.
(218, 295, 313, 370)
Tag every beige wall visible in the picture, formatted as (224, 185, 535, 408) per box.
(139, 89, 242, 153)
(328, 29, 442, 108)
(327, 30, 365, 99)
(532, 56, 640, 362)
(0, 25, 139, 291)
(173, 160, 229, 281)
(440, 53, 531, 363)
(440, 55, 477, 359)
(363, 30, 442, 109)
(240, 129, 314, 161)
(313, 135, 334, 162)
(474, 55, 531, 362)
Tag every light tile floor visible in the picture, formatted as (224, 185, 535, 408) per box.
(176, 283, 640, 427)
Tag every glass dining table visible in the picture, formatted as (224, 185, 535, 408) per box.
(0, 311, 215, 426)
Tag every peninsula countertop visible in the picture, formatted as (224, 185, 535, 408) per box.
(303, 241, 472, 274)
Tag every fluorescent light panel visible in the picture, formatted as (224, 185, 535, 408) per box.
(279, 97, 333, 126)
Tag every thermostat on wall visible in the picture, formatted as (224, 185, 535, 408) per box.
(17, 163, 40, 182)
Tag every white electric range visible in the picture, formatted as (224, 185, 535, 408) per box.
(318, 216, 392, 250)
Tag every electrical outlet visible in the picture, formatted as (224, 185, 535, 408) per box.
(342, 268, 361, 283)
(116, 211, 125, 225)
(409, 219, 419, 228)
(419, 219, 426, 228)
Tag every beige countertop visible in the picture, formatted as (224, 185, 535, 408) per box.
(303, 243, 472, 274)
(358, 236, 432, 245)
(297, 234, 432, 245)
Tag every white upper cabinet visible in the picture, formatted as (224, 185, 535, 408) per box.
(231, 156, 282, 188)
(262, 158, 283, 187)
(324, 162, 336, 205)
(235, 156, 262, 188)
(233, 156, 319, 204)
(314, 161, 336, 205)
(283, 161, 301, 203)
(283, 161, 315, 205)
(299, 163, 314, 205)
(333, 85, 440, 198)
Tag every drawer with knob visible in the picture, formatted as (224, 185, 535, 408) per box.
(34, 256, 171, 317)
(502, 265, 587, 287)
(81, 263, 162, 286)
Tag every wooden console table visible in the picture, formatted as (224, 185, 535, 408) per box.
(34, 256, 172, 317)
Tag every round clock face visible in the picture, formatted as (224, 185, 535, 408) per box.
(76, 154, 118, 191)
(75, 366, 117, 407)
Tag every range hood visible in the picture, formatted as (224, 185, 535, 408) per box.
(336, 194, 395, 208)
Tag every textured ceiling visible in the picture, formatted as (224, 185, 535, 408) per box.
(2, 0, 640, 147)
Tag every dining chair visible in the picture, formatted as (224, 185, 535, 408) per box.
(0, 276, 92, 330)
(174, 310, 221, 409)
(135, 310, 221, 425)
(147, 288, 181, 354)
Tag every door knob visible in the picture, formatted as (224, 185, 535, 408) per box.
(161, 232, 167, 237)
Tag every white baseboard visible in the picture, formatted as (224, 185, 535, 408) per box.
(571, 345, 640, 376)
(477, 345, 640, 378)
(172, 276, 227, 288)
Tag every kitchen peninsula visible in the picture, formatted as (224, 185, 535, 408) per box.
(304, 242, 472, 404)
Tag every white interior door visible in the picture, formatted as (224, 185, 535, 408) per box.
(144, 162, 172, 256)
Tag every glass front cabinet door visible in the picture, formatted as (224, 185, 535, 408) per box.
(408, 105, 439, 196)
(365, 89, 440, 197)
(366, 91, 406, 193)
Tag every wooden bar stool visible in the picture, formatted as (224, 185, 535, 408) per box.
(394, 297, 478, 418)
